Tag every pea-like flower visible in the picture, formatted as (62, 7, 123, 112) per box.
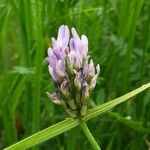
(46, 25, 100, 118)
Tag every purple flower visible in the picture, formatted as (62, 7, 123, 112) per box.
(46, 25, 100, 118)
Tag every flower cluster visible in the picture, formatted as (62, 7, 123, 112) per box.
(46, 25, 100, 118)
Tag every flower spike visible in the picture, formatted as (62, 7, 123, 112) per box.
(46, 25, 100, 118)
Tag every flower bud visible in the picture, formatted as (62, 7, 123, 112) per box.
(74, 73, 81, 91)
(88, 59, 95, 77)
(67, 100, 77, 110)
(56, 60, 65, 78)
(66, 56, 74, 76)
(46, 92, 60, 105)
(81, 83, 89, 105)
(68, 50, 81, 70)
(90, 64, 100, 91)
(80, 105, 87, 116)
(60, 80, 70, 97)
(65, 108, 77, 118)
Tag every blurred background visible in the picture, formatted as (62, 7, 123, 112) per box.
(0, 0, 150, 149)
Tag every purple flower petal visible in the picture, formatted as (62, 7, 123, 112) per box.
(81, 35, 88, 56)
(71, 28, 88, 58)
(47, 48, 58, 68)
(48, 65, 60, 82)
(69, 38, 75, 51)
(56, 60, 65, 77)
(83, 59, 89, 75)
(56, 25, 70, 51)
(53, 48, 66, 60)
(81, 35, 88, 46)
(57, 25, 66, 41)
(68, 51, 81, 69)
(52, 37, 56, 48)
(71, 28, 79, 39)
(89, 64, 100, 90)
(88, 59, 95, 77)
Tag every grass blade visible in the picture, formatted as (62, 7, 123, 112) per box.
(32, 0, 45, 133)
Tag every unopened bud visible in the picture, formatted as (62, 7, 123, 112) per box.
(60, 80, 71, 98)
(89, 65, 100, 91)
(80, 105, 87, 116)
(46, 92, 61, 105)
(75, 93, 81, 107)
(88, 59, 95, 77)
(67, 100, 77, 110)
(74, 73, 81, 91)
(81, 83, 89, 105)
(65, 108, 77, 118)
(66, 56, 74, 76)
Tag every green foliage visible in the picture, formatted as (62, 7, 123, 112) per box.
(0, 0, 150, 149)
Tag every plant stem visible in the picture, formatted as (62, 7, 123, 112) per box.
(78, 119, 101, 150)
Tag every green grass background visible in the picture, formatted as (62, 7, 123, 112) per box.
(0, 0, 150, 149)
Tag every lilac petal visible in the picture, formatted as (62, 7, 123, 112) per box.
(83, 61, 89, 75)
(68, 51, 81, 69)
(57, 25, 65, 41)
(88, 59, 95, 77)
(89, 75, 97, 90)
(81, 35, 88, 56)
(48, 47, 52, 57)
(71, 28, 80, 40)
(81, 35, 88, 46)
(66, 47, 69, 54)
(56, 60, 65, 77)
(48, 65, 59, 82)
(62, 25, 70, 50)
(52, 37, 56, 48)
(53, 48, 65, 60)
(47, 48, 58, 68)
(89, 64, 100, 90)
(69, 38, 81, 56)
(57, 25, 70, 51)
(69, 38, 76, 51)
(71, 28, 88, 58)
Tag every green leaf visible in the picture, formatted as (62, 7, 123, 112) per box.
(5, 82, 150, 150)
(84, 82, 150, 121)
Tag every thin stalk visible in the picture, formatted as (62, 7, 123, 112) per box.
(78, 119, 101, 150)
